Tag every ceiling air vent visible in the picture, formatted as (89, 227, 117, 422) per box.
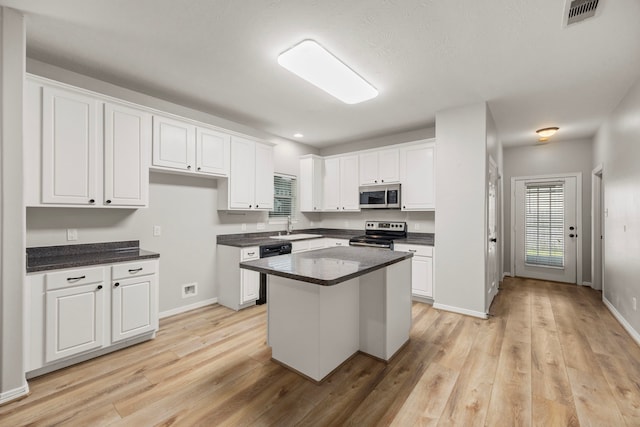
(564, 0, 601, 27)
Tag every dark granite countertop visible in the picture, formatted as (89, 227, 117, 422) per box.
(27, 240, 160, 273)
(239, 246, 413, 286)
(217, 228, 434, 247)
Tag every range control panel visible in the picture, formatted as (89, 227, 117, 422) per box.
(365, 221, 407, 232)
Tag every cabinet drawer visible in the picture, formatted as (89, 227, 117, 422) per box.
(394, 244, 433, 257)
(242, 247, 259, 260)
(46, 267, 105, 291)
(112, 260, 157, 280)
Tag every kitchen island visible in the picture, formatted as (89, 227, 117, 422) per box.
(240, 246, 413, 382)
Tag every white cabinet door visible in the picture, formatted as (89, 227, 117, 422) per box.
(229, 136, 256, 209)
(112, 274, 158, 343)
(411, 256, 433, 298)
(254, 142, 274, 210)
(299, 156, 323, 212)
(104, 103, 151, 207)
(323, 157, 341, 211)
(42, 86, 100, 205)
(340, 155, 360, 211)
(359, 151, 379, 185)
(45, 282, 105, 363)
(152, 115, 196, 171)
(241, 269, 260, 303)
(196, 127, 230, 176)
(378, 148, 400, 184)
(400, 143, 435, 210)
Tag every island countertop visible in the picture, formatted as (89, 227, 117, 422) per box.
(239, 246, 413, 286)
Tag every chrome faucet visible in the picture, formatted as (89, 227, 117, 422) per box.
(286, 216, 293, 235)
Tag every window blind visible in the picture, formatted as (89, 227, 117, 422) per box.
(270, 174, 296, 219)
(525, 182, 564, 267)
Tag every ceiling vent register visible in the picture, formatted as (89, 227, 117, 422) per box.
(564, 0, 600, 26)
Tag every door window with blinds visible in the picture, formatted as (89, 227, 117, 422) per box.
(524, 182, 565, 268)
(269, 174, 296, 219)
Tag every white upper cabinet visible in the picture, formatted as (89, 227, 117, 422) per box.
(323, 155, 360, 212)
(42, 86, 100, 205)
(196, 127, 230, 176)
(152, 115, 231, 178)
(340, 155, 360, 211)
(359, 148, 400, 186)
(152, 115, 196, 171)
(299, 155, 324, 212)
(219, 136, 274, 210)
(104, 102, 151, 207)
(38, 84, 149, 208)
(400, 142, 435, 211)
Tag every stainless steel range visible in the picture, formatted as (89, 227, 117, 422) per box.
(349, 221, 407, 249)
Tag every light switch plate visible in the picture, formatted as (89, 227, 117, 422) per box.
(153, 225, 162, 236)
(66, 229, 78, 241)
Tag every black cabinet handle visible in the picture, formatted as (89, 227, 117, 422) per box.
(114, 282, 120, 287)
(89, 199, 95, 204)
(67, 275, 86, 281)
(106, 199, 112, 204)
(569, 234, 576, 238)
(247, 252, 255, 256)
(249, 205, 252, 208)
(197, 167, 201, 171)
(187, 165, 191, 170)
(128, 268, 143, 273)
(374, 180, 377, 183)
(381, 179, 384, 183)
(336, 207, 339, 210)
(403, 205, 406, 209)
(408, 249, 417, 253)
(97, 285, 103, 290)
(256, 204, 259, 208)
(490, 238, 497, 242)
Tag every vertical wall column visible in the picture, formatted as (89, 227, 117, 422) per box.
(0, 6, 27, 403)
(434, 102, 488, 318)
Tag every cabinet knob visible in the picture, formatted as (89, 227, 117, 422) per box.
(89, 199, 95, 204)
(97, 285, 103, 290)
(336, 207, 339, 210)
(187, 165, 191, 170)
(106, 199, 112, 204)
(256, 204, 259, 208)
(249, 205, 252, 208)
(197, 167, 201, 171)
(375, 180, 377, 183)
(403, 205, 406, 209)
(114, 282, 120, 287)
(381, 179, 384, 183)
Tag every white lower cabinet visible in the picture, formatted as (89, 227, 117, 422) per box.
(292, 238, 326, 253)
(394, 244, 434, 299)
(218, 245, 261, 310)
(111, 260, 159, 343)
(324, 238, 350, 247)
(27, 260, 159, 376)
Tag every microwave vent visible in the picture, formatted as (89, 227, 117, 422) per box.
(564, 0, 601, 27)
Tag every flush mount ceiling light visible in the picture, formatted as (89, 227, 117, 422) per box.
(278, 39, 378, 104)
(536, 127, 559, 142)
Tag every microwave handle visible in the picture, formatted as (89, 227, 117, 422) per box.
(384, 187, 388, 207)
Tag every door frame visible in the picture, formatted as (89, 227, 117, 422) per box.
(591, 164, 604, 291)
(510, 172, 583, 285)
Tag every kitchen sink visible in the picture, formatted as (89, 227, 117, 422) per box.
(269, 233, 323, 241)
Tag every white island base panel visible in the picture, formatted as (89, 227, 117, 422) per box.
(267, 258, 411, 382)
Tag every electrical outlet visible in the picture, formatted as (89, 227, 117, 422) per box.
(182, 283, 198, 298)
(153, 225, 162, 236)
(241, 223, 247, 231)
(414, 223, 421, 231)
(257, 222, 265, 230)
(633, 297, 637, 311)
(66, 229, 78, 241)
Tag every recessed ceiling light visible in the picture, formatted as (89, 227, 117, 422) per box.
(536, 127, 559, 142)
(293, 133, 304, 138)
(278, 39, 378, 105)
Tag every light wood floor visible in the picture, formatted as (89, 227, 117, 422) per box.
(2, 276, 640, 426)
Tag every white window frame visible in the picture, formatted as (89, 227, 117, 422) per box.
(269, 173, 297, 224)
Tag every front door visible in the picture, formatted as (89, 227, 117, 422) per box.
(514, 176, 578, 283)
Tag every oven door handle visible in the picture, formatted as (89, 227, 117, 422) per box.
(349, 241, 390, 248)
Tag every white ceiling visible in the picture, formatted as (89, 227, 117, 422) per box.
(2, 0, 640, 148)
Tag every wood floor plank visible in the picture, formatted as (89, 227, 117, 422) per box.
(4, 277, 640, 426)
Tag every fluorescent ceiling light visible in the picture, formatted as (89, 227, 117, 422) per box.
(278, 40, 378, 104)
(293, 133, 304, 138)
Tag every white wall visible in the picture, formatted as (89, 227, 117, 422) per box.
(502, 138, 593, 282)
(24, 60, 319, 314)
(0, 6, 28, 403)
(593, 74, 640, 336)
(435, 102, 488, 317)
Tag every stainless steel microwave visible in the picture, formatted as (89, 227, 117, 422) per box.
(359, 184, 401, 209)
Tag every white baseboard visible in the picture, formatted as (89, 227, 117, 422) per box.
(603, 297, 640, 347)
(503, 272, 512, 279)
(159, 297, 218, 319)
(0, 382, 29, 405)
(581, 281, 593, 287)
(433, 303, 488, 319)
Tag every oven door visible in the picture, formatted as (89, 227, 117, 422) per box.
(359, 188, 387, 208)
